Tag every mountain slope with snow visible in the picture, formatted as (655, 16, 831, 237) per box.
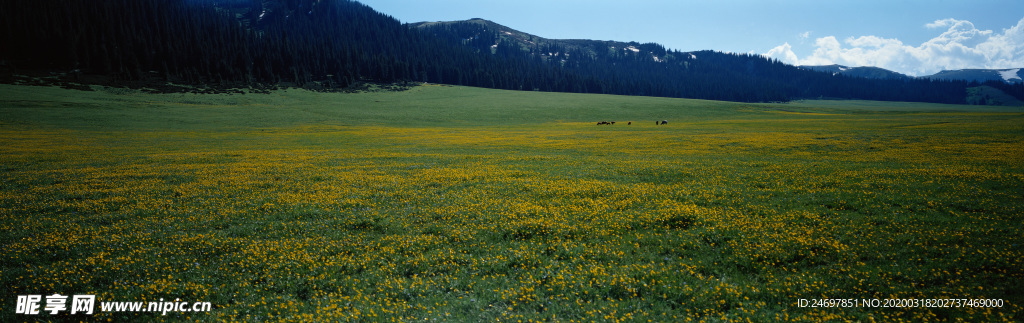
(922, 69, 1024, 84)
(800, 65, 912, 80)
(410, 18, 686, 65)
(802, 65, 1024, 84)
(998, 69, 1023, 83)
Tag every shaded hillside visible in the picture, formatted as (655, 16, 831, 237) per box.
(0, 0, 987, 104)
(967, 85, 1024, 106)
(0, 0, 588, 93)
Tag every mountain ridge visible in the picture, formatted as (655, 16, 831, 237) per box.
(798, 65, 912, 80)
(922, 68, 1023, 84)
(410, 18, 677, 63)
(417, 18, 1023, 86)
(410, 18, 1021, 104)
(798, 64, 1023, 84)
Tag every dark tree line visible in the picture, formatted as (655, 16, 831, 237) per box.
(0, 0, 990, 104)
(1, 0, 603, 94)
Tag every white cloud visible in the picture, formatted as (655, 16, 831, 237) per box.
(765, 42, 799, 64)
(765, 17, 1024, 76)
(798, 31, 810, 40)
(925, 18, 958, 29)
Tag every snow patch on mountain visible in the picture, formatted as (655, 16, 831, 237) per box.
(999, 68, 1022, 82)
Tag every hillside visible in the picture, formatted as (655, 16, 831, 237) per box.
(798, 65, 1024, 86)
(410, 18, 674, 64)
(0, 0, 1015, 104)
(923, 68, 1024, 84)
(966, 85, 1024, 106)
(0, 0, 572, 93)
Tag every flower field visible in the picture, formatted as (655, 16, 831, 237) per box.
(1, 84, 1022, 321)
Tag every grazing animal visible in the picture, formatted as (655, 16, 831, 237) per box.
(597, 121, 611, 125)
(610, 121, 616, 125)
(627, 122, 631, 125)
(660, 120, 668, 125)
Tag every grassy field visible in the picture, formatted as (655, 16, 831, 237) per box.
(1, 83, 1023, 322)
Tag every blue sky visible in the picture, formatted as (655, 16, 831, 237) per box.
(357, 0, 1024, 76)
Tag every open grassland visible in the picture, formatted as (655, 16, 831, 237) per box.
(1, 84, 1023, 321)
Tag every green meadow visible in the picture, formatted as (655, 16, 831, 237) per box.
(1, 83, 1022, 321)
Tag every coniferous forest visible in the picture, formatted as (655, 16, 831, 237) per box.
(2, 0, 1020, 103)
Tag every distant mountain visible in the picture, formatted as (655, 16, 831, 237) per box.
(411, 18, 980, 103)
(411, 18, 675, 65)
(797, 66, 1023, 104)
(799, 65, 1024, 84)
(922, 69, 1023, 84)
(799, 65, 912, 80)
